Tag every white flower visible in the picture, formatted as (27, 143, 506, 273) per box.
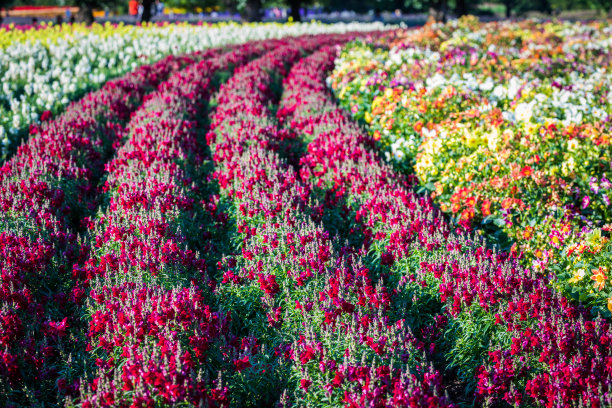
(426, 73, 446, 90)
(0, 22, 387, 148)
(507, 77, 522, 100)
(487, 128, 500, 151)
(479, 77, 494, 92)
(567, 139, 579, 151)
(492, 84, 506, 100)
(514, 102, 535, 123)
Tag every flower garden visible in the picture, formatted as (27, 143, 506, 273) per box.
(1, 17, 611, 408)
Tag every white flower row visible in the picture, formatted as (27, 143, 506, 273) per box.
(0, 21, 386, 157)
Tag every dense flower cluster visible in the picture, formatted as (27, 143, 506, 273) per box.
(0, 24, 385, 406)
(0, 48, 200, 406)
(330, 17, 612, 312)
(277, 46, 453, 407)
(71, 42, 278, 407)
(0, 21, 385, 158)
(208, 32, 451, 406)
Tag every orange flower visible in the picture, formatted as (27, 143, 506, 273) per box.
(501, 198, 513, 210)
(591, 267, 608, 291)
(608, 297, 612, 312)
(373, 130, 381, 141)
(385, 118, 394, 130)
(461, 208, 475, 221)
(523, 226, 534, 240)
(481, 200, 491, 217)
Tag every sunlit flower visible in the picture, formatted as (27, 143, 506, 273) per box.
(568, 268, 585, 284)
(591, 267, 608, 291)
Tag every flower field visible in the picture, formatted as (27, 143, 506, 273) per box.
(1, 17, 612, 408)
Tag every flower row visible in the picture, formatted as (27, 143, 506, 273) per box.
(209, 34, 451, 407)
(71, 41, 286, 407)
(0, 49, 202, 407)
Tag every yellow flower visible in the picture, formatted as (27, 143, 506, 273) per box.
(568, 268, 585, 284)
(608, 297, 612, 312)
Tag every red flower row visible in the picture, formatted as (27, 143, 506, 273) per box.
(75, 41, 289, 407)
(0, 50, 205, 405)
(208, 32, 451, 407)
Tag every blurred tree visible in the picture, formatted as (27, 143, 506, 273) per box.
(230, 0, 261, 20)
(72, 0, 121, 23)
(549, 0, 611, 15)
(167, 0, 217, 12)
(455, 0, 467, 15)
(0, 0, 12, 25)
(399, 0, 477, 21)
(245, 0, 261, 20)
(501, 0, 554, 16)
(501, 0, 513, 17)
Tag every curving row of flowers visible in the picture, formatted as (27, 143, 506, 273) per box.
(278, 45, 454, 407)
(0, 48, 204, 407)
(282, 44, 612, 406)
(6, 17, 612, 407)
(330, 17, 612, 313)
(70, 40, 289, 408)
(207, 34, 453, 407)
(0, 21, 386, 159)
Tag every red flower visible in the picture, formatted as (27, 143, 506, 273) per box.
(233, 355, 251, 372)
(300, 379, 312, 392)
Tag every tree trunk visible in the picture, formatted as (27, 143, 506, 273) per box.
(456, 0, 467, 16)
(76, 4, 94, 25)
(504, 0, 513, 18)
(289, 0, 301, 22)
(428, 0, 447, 22)
(244, 0, 261, 22)
(140, 0, 153, 22)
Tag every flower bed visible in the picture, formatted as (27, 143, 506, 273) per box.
(0, 49, 201, 407)
(330, 17, 612, 314)
(282, 41, 612, 406)
(4, 17, 611, 407)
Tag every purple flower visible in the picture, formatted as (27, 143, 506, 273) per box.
(582, 195, 590, 210)
(589, 176, 600, 194)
